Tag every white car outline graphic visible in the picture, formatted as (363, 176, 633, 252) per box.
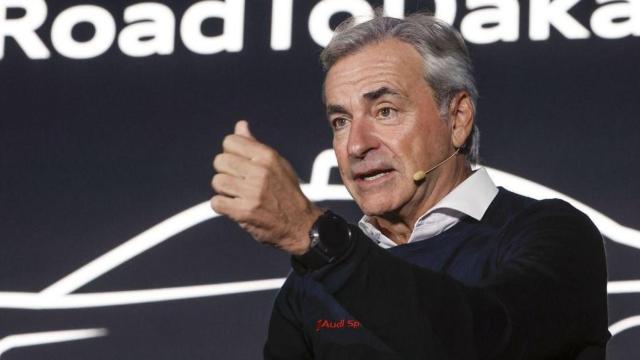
(0, 149, 638, 357)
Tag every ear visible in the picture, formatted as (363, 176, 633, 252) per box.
(448, 91, 474, 149)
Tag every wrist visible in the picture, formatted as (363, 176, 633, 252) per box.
(293, 210, 352, 270)
(289, 206, 324, 256)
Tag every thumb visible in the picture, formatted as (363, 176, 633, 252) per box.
(234, 120, 255, 139)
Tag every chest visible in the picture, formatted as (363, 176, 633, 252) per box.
(390, 225, 501, 285)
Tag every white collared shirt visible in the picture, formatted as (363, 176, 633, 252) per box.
(358, 168, 499, 249)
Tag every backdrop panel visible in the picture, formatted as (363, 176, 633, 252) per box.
(1, 0, 638, 358)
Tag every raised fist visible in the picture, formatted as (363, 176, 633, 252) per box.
(210, 120, 323, 255)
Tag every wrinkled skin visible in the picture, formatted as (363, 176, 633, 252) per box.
(324, 39, 474, 243)
(210, 121, 323, 255)
(211, 38, 474, 251)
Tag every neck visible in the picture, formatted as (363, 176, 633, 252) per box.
(373, 157, 472, 245)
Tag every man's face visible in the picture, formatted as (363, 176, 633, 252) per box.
(324, 38, 453, 217)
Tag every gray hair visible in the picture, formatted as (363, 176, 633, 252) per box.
(320, 12, 480, 165)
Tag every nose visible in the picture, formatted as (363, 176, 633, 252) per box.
(347, 117, 379, 159)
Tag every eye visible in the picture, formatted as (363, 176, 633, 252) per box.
(332, 117, 349, 130)
(377, 107, 396, 119)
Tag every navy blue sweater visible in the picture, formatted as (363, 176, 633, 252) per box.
(264, 188, 610, 359)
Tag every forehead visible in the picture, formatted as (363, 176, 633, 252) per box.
(324, 38, 426, 102)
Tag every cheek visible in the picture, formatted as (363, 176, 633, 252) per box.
(382, 125, 423, 172)
(332, 141, 350, 180)
(403, 119, 450, 164)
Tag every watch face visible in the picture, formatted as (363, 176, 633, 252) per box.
(316, 212, 350, 255)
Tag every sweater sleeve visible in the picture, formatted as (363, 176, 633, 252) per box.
(291, 199, 609, 359)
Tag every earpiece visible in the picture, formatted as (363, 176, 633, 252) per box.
(412, 148, 460, 182)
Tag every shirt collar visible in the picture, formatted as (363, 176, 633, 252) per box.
(426, 167, 498, 221)
(358, 167, 498, 247)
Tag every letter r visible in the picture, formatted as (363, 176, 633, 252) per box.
(0, 0, 50, 59)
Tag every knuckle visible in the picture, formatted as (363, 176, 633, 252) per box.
(246, 199, 261, 213)
(257, 189, 270, 204)
(258, 175, 271, 193)
(236, 207, 251, 221)
(256, 166, 269, 179)
(210, 196, 221, 212)
(211, 174, 223, 190)
(264, 149, 278, 163)
(222, 135, 234, 149)
(213, 153, 224, 169)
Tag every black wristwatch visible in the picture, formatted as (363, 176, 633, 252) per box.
(295, 210, 352, 270)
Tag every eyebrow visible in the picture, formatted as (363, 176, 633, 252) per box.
(326, 104, 348, 116)
(325, 86, 401, 116)
(362, 86, 400, 101)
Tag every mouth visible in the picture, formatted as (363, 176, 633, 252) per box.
(354, 169, 394, 183)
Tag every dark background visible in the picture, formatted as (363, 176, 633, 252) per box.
(1, 0, 638, 358)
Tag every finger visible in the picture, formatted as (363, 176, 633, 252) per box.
(222, 134, 276, 165)
(234, 120, 255, 140)
(210, 194, 252, 223)
(210, 194, 236, 216)
(213, 152, 262, 178)
(211, 173, 250, 198)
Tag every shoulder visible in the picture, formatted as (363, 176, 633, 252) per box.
(490, 189, 604, 263)
(509, 195, 598, 236)
(485, 187, 597, 233)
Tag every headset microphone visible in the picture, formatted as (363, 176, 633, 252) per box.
(412, 148, 461, 182)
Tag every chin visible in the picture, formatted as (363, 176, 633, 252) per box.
(355, 182, 412, 213)
(355, 196, 400, 217)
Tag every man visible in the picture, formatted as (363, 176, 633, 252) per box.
(210, 13, 609, 359)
